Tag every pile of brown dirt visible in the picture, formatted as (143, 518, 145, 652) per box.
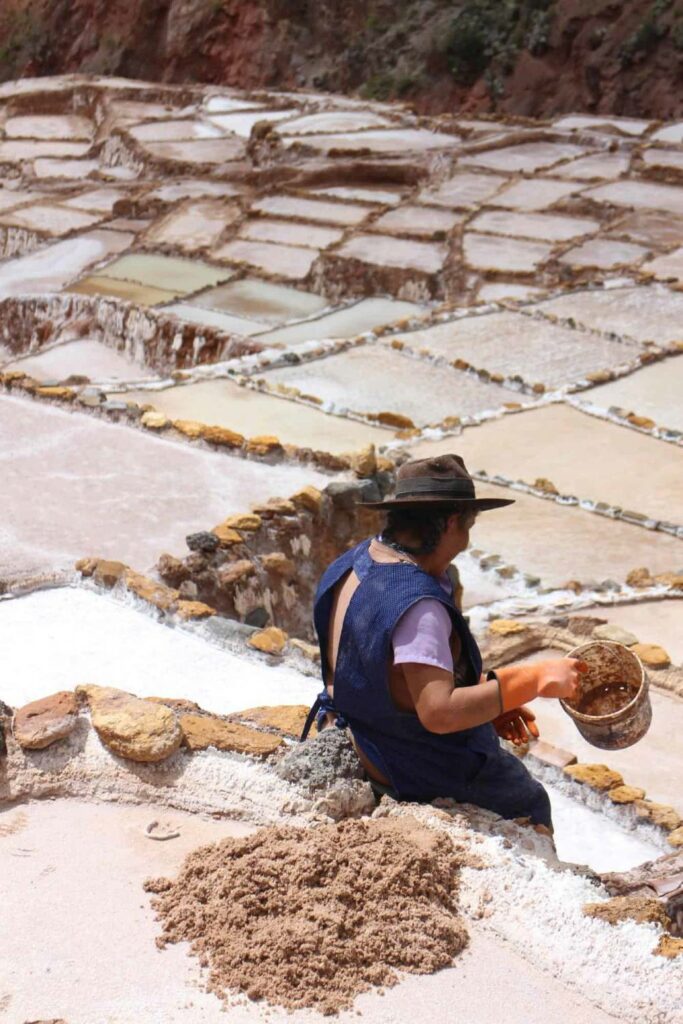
(144, 816, 469, 1015)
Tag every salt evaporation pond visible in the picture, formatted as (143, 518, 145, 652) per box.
(0, 393, 330, 579)
(120, 379, 393, 454)
(0, 587, 318, 714)
(547, 786, 660, 872)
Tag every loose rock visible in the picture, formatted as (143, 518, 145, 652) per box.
(607, 785, 646, 804)
(593, 624, 639, 646)
(563, 763, 624, 791)
(13, 691, 78, 750)
(78, 684, 182, 763)
(631, 643, 671, 669)
(248, 626, 288, 654)
(179, 713, 283, 756)
(229, 704, 310, 738)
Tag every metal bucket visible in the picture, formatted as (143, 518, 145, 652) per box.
(560, 640, 652, 750)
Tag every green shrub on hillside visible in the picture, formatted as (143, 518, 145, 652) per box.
(443, 0, 555, 93)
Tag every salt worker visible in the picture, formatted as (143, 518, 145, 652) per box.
(303, 454, 587, 830)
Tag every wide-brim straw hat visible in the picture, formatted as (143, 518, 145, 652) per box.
(361, 454, 515, 512)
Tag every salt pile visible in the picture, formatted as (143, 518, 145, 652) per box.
(145, 816, 470, 1015)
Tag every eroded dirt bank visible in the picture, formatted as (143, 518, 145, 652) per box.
(1, 0, 683, 120)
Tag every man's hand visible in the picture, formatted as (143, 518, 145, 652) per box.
(494, 705, 539, 746)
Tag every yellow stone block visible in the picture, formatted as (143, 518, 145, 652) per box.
(607, 785, 646, 804)
(488, 619, 526, 636)
(141, 410, 168, 430)
(290, 485, 323, 514)
(175, 600, 216, 620)
(563, 763, 624, 791)
(212, 524, 243, 546)
(248, 626, 288, 655)
(203, 424, 245, 448)
(631, 642, 671, 669)
(173, 419, 205, 439)
(223, 512, 262, 531)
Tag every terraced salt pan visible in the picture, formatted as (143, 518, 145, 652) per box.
(0, 587, 316, 713)
(460, 142, 586, 173)
(33, 157, 100, 179)
(0, 140, 91, 160)
(95, 253, 233, 294)
(139, 138, 245, 163)
(337, 234, 446, 273)
(204, 95, 265, 113)
(536, 284, 683, 345)
(551, 152, 631, 180)
(0, 393, 329, 579)
(211, 239, 318, 280)
(652, 122, 683, 144)
(467, 485, 683, 587)
(372, 205, 463, 237)
(463, 233, 553, 273)
(144, 200, 240, 250)
(396, 310, 642, 388)
(110, 100, 190, 121)
(611, 210, 683, 248)
(122, 379, 393, 454)
(585, 180, 683, 215)
(641, 148, 683, 174)
(208, 109, 296, 136)
(4, 338, 151, 384)
(239, 218, 343, 249)
(262, 346, 512, 427)
(0, 189, 47, 213)
(128, 119, 224, 142)
(69, 275, 180, 306)
(310, 186, 403, 205)
(411, 404, 683, 523)
(559, 238, 649, 270)
(251, 195, 371, 226)
(477, 282, 545, 302)
(553, 114, 651, 136)
(0, 229, 135, 298)
(162, 303, 271, 336)
(147, 179, 241, 202)
(418, 172, 507, 209)
(583, 355, 683, 431)
(644, 246, 683, 285)
(470, 209, 599, 242)
(0, 203, 103, 236)
(189, 278, 327, 324)
(251, 297, 424, 346)
(3, 114, 93, 140)
(490, 178, 582, 211)
(286, 128, 460, 153)
(279, 110, 393, 134)
(60, 188, 125, 213)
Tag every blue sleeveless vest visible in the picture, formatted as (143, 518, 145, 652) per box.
(311, 539, 500, 799)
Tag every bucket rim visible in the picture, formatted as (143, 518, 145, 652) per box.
(560, 639, 647, 724)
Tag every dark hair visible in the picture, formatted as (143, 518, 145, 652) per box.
(383, 506, 467, 555)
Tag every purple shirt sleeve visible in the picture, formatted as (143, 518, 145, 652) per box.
(392, 598, 453, 673)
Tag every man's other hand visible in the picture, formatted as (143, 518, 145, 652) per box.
(493, 705, 539, 746)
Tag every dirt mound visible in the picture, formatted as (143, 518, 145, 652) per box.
(144, 815, 469, 1015)
(2, 0, 683, 120)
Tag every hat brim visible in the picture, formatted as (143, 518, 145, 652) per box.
(360, 495, 515, 511)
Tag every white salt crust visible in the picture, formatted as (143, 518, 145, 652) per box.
(378, 803, 683, 1024)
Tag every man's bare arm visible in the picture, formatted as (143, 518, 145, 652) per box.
(403, 659, 587, 735)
